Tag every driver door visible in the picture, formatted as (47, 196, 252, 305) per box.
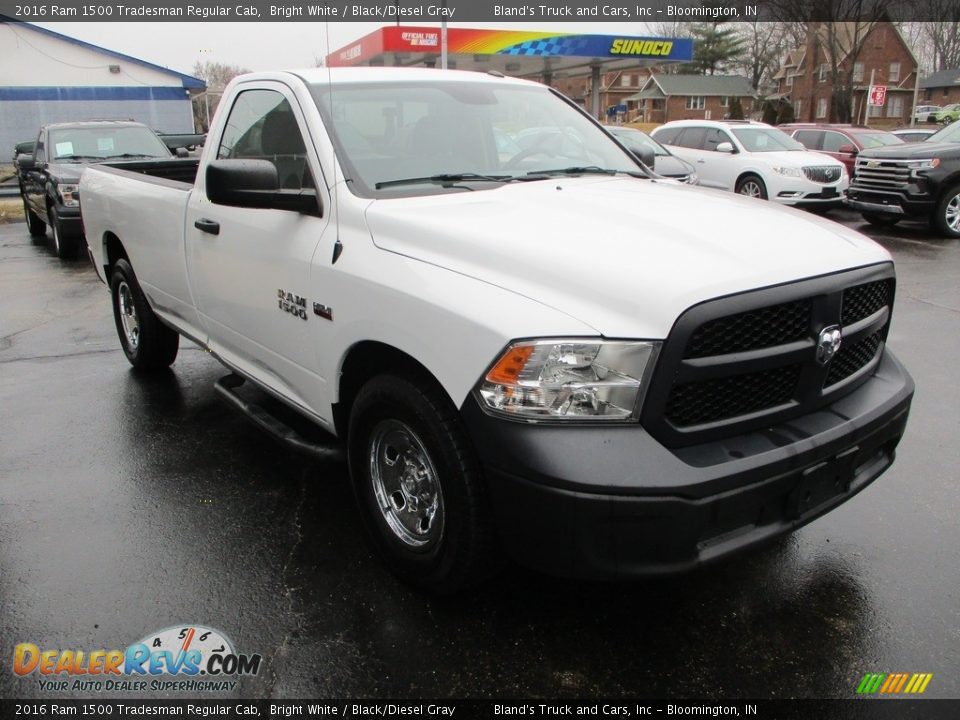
(185, 82, 336, 415)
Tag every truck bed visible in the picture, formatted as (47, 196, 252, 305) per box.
(101, 157, 200, 186)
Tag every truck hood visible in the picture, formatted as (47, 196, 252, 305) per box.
(859, 142, 960, 160)
(364, 176, 890, 338)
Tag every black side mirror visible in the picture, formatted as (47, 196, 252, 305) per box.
(206, 159, 322, 216)
(175, 147, 189, 158)
(633, 147, 656, 168)
(16, 153, 36, 171)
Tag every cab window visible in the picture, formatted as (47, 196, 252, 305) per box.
(793, 130, 822, 150)
(703, 128, 734, 151)
(821, 131, 851, 152)
(217, 89, 313, 189)
(674, 127, 707, 150)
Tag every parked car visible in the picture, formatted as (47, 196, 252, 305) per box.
(652, 119, 848, 206)
(79, 68, 913, 591)
(891, 128, 938, 143)
(912, 105, 940, 122)
(781, 124, 903, 176)
(846, 119, 960, 236)
(605, 125, 699, 184)
(932, 104, 960, 124)
(15, 121, 187, 259)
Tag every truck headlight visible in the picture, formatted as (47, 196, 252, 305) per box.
(58, 184, 80, 207)
(772, 166, 801, 177)
(478, 339, 659, 421)
(907, 158, 939, 178)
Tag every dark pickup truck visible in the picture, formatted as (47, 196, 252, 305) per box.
(846, 120, 960, 238)
(15, 120, 197, 259)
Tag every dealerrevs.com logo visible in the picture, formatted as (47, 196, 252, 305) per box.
(13, 624, 262, 693)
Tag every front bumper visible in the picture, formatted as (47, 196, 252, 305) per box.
(770, 175, 847, 206)
(53, 203, 83, 238)
(462, 350, 913, 580)
(847, 186, 936, 218)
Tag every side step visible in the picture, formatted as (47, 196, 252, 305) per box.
(214, 374, 344, 462)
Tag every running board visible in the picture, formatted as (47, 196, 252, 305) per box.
(214, 374, 344, 462)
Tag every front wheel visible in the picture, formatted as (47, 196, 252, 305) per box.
(348, 374, 498, 593)
(22, 197, 46, 237)
(736, 174, 768, 200)
(50, 206, 78, 260)
(932, 184, 960, 238)
(862, 213, 902, 228)
(110, 258, 179, 370)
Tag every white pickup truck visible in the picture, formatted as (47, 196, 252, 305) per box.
(81, 68, 914, 592)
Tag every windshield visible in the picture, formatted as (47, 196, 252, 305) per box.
(855, 132, 903, 149)
(732, 128, 805, 152)
(48, 126, 170, 161)
(927, 121, 960, 144)
(608, 127, 669, 156)
(309, 80, 642, 196)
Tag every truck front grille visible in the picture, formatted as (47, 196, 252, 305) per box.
(642, 267, 895, 447)
(853, 158, 910, 190)
(803, 166, 842, 184)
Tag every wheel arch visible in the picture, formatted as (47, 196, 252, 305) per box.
(103, 232, 129, 278)
(333, 340, 453, 440)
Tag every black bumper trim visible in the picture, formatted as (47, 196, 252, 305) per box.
(463, 350, 913, 579)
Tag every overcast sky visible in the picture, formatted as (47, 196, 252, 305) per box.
(33, 22, 650, 76)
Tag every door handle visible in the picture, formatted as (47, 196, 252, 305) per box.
(194, 218, 220, 235)
(697, 159, 706, 164)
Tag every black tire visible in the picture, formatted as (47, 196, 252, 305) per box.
(49, 205, 78, 260)
(348, 374, 499, 593)
(862, 212, 902, 228)
(735, 174, 768, 200)
(932, 184, 960, 238)
(22, 196, 46, 237)
(110, 258, 179, 370)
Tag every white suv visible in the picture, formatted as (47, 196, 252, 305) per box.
(652, 120, 848, 207)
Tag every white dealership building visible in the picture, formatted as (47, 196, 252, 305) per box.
(0, 21, 204, 153)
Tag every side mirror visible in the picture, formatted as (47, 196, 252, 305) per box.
(837, 144, 857, 155)
(716, 142, 735, 154)
(16, 153, 36, 171)
(175, 147, 189, 158)
(206, 159, 322, 216)
(632, 147, 656, 168)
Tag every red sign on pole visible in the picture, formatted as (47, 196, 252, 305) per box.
(869, 85, 888, 106)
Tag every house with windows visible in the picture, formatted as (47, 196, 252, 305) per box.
(772, 22, 918, 127)
(626, 74, 756, 124)
(551, 69, 653, 119)
(920, 67, 960, 107)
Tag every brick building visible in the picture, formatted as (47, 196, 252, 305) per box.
(920, 67, 960, 107)
(628, 74, 756, 124)
(551, 68, 653, 120)
(772, 22, 919, 128)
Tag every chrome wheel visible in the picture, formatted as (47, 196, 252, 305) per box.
(946, 192, 960, 233)
(739, 180, 763, 198)
(117, 281, 140, 350)
(368, 419, 444, 548)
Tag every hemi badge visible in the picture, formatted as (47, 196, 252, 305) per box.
(313, 303, 333, 321)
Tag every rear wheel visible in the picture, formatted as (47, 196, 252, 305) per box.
(736, 174, 768, 200)
(932, 184, 960, 238)
(348, 374, 499, 593)
(862, 213, 902, 228)
(22, 197, 46, 237)
(110, 259, 179, 370)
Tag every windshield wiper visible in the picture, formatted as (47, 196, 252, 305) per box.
(375, 173, 515, 189)
(54, 155, 105, 161)
(525, 166, 645, 178)
(104, 153, 160, 159)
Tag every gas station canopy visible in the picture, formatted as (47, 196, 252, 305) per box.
(326, 26, 693, 77)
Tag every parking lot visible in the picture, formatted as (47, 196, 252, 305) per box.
(1, 207, 958, 700)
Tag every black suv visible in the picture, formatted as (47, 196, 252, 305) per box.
(846, 121, 960, 237)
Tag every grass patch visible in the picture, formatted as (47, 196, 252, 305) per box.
(0, 198, 24, 224)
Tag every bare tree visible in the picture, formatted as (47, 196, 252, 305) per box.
(921, 5, 960, 71)
(733, 21, 793, 90)
(191, 61, 250, 132)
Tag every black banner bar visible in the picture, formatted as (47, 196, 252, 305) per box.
(3, 699, 960, 720)
(0, 0, 946, 23)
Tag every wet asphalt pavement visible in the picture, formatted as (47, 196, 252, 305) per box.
(1, 209, 958, 702)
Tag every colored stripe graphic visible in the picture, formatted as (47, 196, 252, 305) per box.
(857, 673, 933, 694)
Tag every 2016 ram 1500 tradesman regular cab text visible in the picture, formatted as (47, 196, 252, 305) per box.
(80, 69, 914, 592)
